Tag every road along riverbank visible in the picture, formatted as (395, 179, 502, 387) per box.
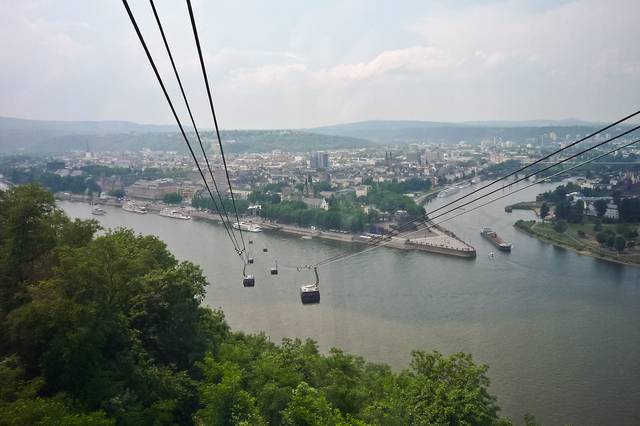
(57, 193, 476, 259)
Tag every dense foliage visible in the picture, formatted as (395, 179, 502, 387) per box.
(191, 193, 250, 215)
(261, 197, 375, 232)
(481, 159, 522, 177)
(4, 167, 101, 195)
(0, 157, 190, 196)
(363, 177, 432, 195)
(365, 188, 424, 217)
(537, 182, 581, 205)
(618, 197, 640, 222)
(0, 184, 516, 425)
(235, 179, 428, 233)
(163, 192, 184, 205)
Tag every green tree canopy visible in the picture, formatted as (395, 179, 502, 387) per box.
(163, 192, 183, 205)
(0, 184, 516, 425)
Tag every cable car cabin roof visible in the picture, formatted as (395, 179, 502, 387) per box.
(300, 284, 320, 304)
(300, 284, 319, 293)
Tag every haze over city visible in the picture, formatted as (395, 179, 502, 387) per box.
(1, 0, 639, 128)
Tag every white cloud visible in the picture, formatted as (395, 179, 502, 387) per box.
(229, 62, 308, 87)
(1, 0, 639, 128)
(325, 46, 452, 80)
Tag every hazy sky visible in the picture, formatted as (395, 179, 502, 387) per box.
(0, 0, 638, 128)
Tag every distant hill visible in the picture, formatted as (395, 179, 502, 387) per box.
(220, 129, 372, 153)
(310, 119, 617, 144)
(0, 116, 183, 153)
(2, 116, 631, 153)
(0, 117, 372, 154)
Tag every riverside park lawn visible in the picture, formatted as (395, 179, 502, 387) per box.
(515, 220, 640, 266)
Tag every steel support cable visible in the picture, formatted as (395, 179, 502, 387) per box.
(325, 123, 640, 264)
(425, 109, 640, 218)
(317, 125, 639, 266)
(431, 137, 640, 228)
(185, 0, 248, 259)
(375, 124, 640, 244)
(149, 0, 242, 250)
(122, 0, 243, 258)
(424, 124, 640, 224)
(316, 137, 640, 268)
(314, 125, 640, 267)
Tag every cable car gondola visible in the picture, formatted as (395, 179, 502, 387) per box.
(300, 266, 320, 304)
(270, 261, 278, 275)
(248, 257, 254, 264)
(243, 275, 255, 287)
(263, 247, 268, 253)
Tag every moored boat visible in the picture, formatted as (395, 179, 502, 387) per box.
(233, 221, 262, 232)
(122, 201, 148, 214)
(159, 208, 191, 220)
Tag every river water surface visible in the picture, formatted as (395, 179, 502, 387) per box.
(60, 180, 640, 425)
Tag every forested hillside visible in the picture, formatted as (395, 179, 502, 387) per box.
(0, 117, 372, 154)
(0, 184, 521, 425)
(311, 119, 615, 144)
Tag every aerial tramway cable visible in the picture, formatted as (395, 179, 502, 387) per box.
(431, 137, 640, 229)
(313, 122, 640, 267)
(149, 0, 242, 252)
(315, 136, 640, 268)
(425, 109, 640, 218)
(121, 0, 243, 259)
(424, 124, 640, 223)
(317, 125, 640, 266)
(122, 0, 639, 300)
(186, 0, 248, 259)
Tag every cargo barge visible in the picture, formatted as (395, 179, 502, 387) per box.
(480, 227, 512, 252)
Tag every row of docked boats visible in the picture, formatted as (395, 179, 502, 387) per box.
(121, 202, 192, 220)
(99, 202, 265, 227)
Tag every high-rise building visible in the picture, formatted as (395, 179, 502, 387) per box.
(310, 151, 330, 170)
(406, 152, 422, 164)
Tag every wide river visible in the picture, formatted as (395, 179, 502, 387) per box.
(60, 180, 640, 425)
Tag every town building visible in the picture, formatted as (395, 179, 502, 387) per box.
(126, 178, 179, 200)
